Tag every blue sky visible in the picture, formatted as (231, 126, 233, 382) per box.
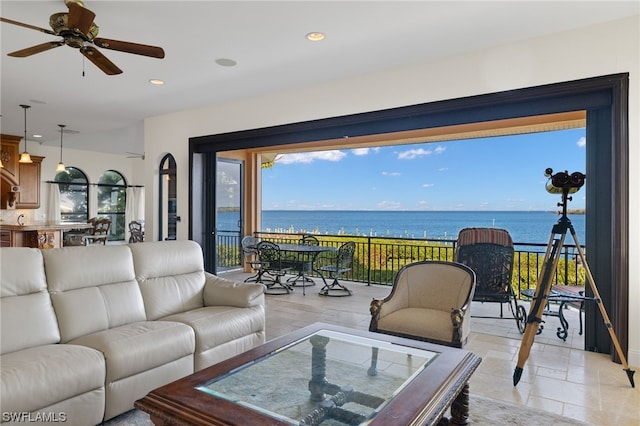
(262, 128, 586, 211)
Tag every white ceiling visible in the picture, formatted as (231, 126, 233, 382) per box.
(1, 1, 638, 156)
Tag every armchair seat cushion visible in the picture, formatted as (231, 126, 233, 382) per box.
(69, 321, 195, 384)
(376, 308, 456, 344)
(1, 344, 105, 413)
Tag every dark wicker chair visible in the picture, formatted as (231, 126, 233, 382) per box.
(454, 227, 526, 333)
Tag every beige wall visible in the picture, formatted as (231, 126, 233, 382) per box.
(144, 16, 639, 366)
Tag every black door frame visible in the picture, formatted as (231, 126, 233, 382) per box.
(189, 73, 629, 360)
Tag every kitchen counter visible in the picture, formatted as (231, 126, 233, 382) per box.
(0, 222, 93, 248)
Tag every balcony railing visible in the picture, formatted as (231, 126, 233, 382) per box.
(216, 231, 586, 297)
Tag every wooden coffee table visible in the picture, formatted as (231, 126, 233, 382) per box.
(135, 323, 481, 426)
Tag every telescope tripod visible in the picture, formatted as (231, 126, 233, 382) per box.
(513, 192, 635, 388)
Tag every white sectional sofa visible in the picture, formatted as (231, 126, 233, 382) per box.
(0, 240, 265, 425)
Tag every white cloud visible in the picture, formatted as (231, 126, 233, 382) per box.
(437, 167, 448, 172)
(382, 171, 401, 176)
(422, 183, 434, 187)
(277, 150, 346, 164)
(577, 137, 586, 147)
(434, 145, 446, 154)
(351, 148, 370, 156)
(397, 148, 432, 160)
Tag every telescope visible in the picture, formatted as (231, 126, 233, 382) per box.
(544, 168, 586, 194)
(514, 166, 635, 389)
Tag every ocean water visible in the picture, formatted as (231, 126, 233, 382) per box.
(220, 210, 586, 246)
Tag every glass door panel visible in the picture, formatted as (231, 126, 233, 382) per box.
(215, 159, 243, 271)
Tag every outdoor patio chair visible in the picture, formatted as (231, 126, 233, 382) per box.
(318, 241, 355, 297)
(241, 236, 271, 284)
(454, 227, 527, 333)
(256, 241, 293, 295)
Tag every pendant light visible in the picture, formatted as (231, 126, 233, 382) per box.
(56, 124, 66, 172)
(18, 104, 32, 163)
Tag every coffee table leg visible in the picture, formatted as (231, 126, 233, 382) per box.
(449, 382, 470, 425)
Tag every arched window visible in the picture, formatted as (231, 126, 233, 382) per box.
(54, 167, 89, 223)
(159, 154, 177, 241)
(97, 170, 127, 241)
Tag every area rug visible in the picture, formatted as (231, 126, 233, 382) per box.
(105, 393, 588, 426)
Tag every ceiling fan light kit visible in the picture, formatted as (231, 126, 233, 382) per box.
(0, 0, 165, 75)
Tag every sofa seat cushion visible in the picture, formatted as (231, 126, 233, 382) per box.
(1, 344, 105, 413)
(69, 321, 195, 384)
(377, 308, 457, 344)
(162, 306, 264, 354)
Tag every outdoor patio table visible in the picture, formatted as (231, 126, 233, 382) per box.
(521, 286, 594, 341)
(276, 243, 336, 295)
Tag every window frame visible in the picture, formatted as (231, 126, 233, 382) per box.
(96, 170, 128, 241)
(53, 166, 89, 223)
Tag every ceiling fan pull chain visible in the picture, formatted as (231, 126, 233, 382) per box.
(82, 54, 85, 77)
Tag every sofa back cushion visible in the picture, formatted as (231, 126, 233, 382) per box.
(129, 240, 206, 320)
(0, 248, 60, 354)
(43, 245, 146, 342)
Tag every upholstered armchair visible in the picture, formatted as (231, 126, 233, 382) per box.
(369, 260, 476, 348)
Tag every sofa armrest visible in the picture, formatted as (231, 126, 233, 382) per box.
(203, 272, 265, 308)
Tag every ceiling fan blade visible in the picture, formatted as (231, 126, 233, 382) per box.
(80, 46, 122, 75)
(0, 16, 56, 35)
(93, 38, 165, 59)
(8, 41, 64, 57)
(66, 2, 96, 35)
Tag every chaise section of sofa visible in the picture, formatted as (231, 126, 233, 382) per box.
(129, 240, 266, 371)
(1, 247, 106, 426)
(42, 245, 196, 421)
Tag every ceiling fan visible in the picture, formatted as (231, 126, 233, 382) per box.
(0, 0, 165, 75)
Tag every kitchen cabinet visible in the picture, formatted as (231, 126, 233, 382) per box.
(1, 134, 44, 209)
(15, 155, 43, 209)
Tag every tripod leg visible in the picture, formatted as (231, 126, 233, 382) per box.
(570, 228, 635, 388)
(514, 231, 566, 386)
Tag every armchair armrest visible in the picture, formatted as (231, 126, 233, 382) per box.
(203, 272, 265, 308)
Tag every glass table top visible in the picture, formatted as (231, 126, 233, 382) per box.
(196, 329, 439, 425)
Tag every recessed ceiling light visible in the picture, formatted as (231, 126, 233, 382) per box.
(149, 79, 165, 85)
(32, 134, 42, 138)
(306, 32, 325, 41)
(215, 58, 237, 67)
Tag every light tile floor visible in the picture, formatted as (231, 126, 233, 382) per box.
(223, 272, 640, 426)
